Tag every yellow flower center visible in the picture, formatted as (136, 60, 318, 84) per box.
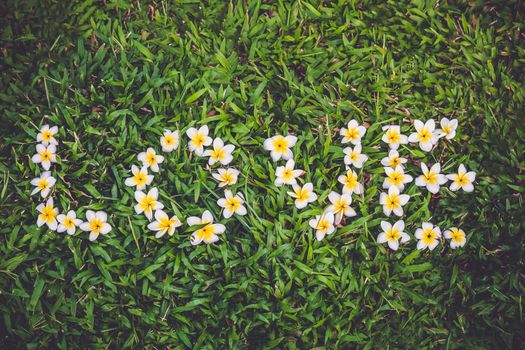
(388, 170, 405, 187)
(386, 129, 400, 144)
(42, 130, 53, 141)
(226, 196, 241, 211)
(385, 193, 400, 210)
(316, 219, 330, 233)
(134, 172, 147, 187)
(389, 156, 400, 167)
(386, 228, 401, 241)
(147, 153, 157, 166)
(196, 224, 216, 241)
(334, 199, 348, 214)
(192, 133, 206, 148)
(423, 170, 438, 185)
(63, 217, 75, 228)
(39, 205, 57, 223)
(418, 128, 431, 143)
(295, 188, 310, 202)
(345, 128, 359, 141)
(349, 151, 358, 162)
(40, 149, 52, 161)
(272, 136, 289, 153)
(89, 218, 103, 234)
(139, 196, 156, 211)
(282, 168, 294, 181)
(342, 172, 358, 191)
(455, 174, 468, 186)
(163, 134, 175, 145)
(442, 124, 452, 135)
(159, 217, 175, 231)
(450, 228, 465, 243)
(210, 147, 226, 161)
(422, 228, 436, 245)
(220, 172, 234, 185)
(37, 178, 49, 190)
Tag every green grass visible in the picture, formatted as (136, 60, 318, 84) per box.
(1, 0, 524, 348)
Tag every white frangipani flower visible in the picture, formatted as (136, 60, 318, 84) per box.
(408, 119, 439, 152)
(147, 210, 182, 238)
(134, 187, 164, 220)
(263, 134, 297, 162)
(381, 150, 407, 168)
(160, 129, 180, 152)
(138, 147, 164, 172)
(381, 125, 408, 149)
(415, 162, 448, 194)
(415, 222, 441, 251)
(212, 168, 239, 187)
(274, 159, 304, 187)
(437, 118, 458, 140)
(377, 220, 410, 251)
(187, 210, 225, 245)
(446, 164, 476, 192)
(340, 119, 366, 145)
(32, 144, 57, 170)
(379, 186, 410, 217)
(186, 125, 212, 156)
(338, 169, 364, 195)
(124, 165, 154, 191)
(37, 124, 59, 146)
(203, 138, 235, 166)
(309, 211, 335, 241)
(287, 182, 317, 209)
(383, 165, 413, 191)
(343, 144, 368, 168)
(57, 210, 82, 235)
(30, 171, 56, 198)
(444, 227, 466, 249)
(80, 210, 112, 241)
(36, 197, 59, 230)
(217, 190, 247, 218)
(326, 191, 356, 225)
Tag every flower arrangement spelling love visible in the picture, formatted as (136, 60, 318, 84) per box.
(31, 117, 475, 252)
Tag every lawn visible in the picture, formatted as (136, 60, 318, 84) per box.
(0, 0, 524, 348)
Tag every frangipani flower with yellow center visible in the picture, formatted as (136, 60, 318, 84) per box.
(343, 144, 368, 168)
(138, 147, 164, 172)
(36, 197, 58, 230)
(217, 190, 247, 218)
(446, 164, 476, 192)
(263, 135, 297, 162)
(287, 183, 317, 209)
(204, 138, 235, 166)
(415, 222, 441, 250)
(444, 227, 466, 249)
(32, 144, 57, 170)
(326, 191, 356, 225)
(30, 171, 56, 198)
(340, 119, 366, 145)
(275, 159, 304, 187)
(57, 210, 82, 235)
(383, 165, 413, 191)
(377, 220, 410, 251)
(408, 119, 439, 152)
(160, 129, 179, 152)
(187, 210, 225, 245)
(186, 125, 212, 156)
(379, 186, 410, 217)
(80, 210, 112, 241)
(147, 209, 182, 238)
(437, 118, 458, 140)
(134, 187, 164, 221)
(381, 125, 408, 149)
(37, 124, 59, 146)
(212, 168, 239, 187)
(381, 150, 407, 168)
(338, 169, 364, 195)
(309, 211, 335, 241)
(125, 165, 154, 190)
(415, 162, 448, 194)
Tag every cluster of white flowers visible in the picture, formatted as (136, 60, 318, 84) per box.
(125, 126, 246, 245)
(31, 125, 112, 241)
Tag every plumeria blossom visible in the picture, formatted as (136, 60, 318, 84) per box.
(186, 125, 212, 156)
(326, 191, 356, 225)
(212, 168, 239, 187)
(379, 186, 410, 217)
(138, 147, 164, 172)
(444, 227, 466, 249)
(263, 134, 297, 162)
(415, 162, 448, 194)
(37, 124, 59, 146)
(217, 190, 247, 218)
(437, 118, 458, 140)
(381, 150, 407, 168)
(343, 144, 368, 168)
(377, 220, 410, 251)
(30, 171, 56, 198)
(36, 197, 59, 230)
(287, 183, 317, 209)
(408, 119, 439, 152)
(446, 164, 476, 192)
(57, 210, 82, 235)
(187, 210, 225, 245)
(147, 210, 182, 238)
(160, 129, 180, 152)
(309, 211, 335, 241)
(274, 159, 304, 186)
(338, 169, 364, 195)
(204, 138, 235, 166)
(125, 165, 154, 191)
(134, 187, 164, 220)
(80, 210, 112, 241)
(381, 125, 408, 149)
(415, 222, 441, 251)
(32, 143, 57, 170)
(340, 119, 366, 145)
(383, 165, 413, 191)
